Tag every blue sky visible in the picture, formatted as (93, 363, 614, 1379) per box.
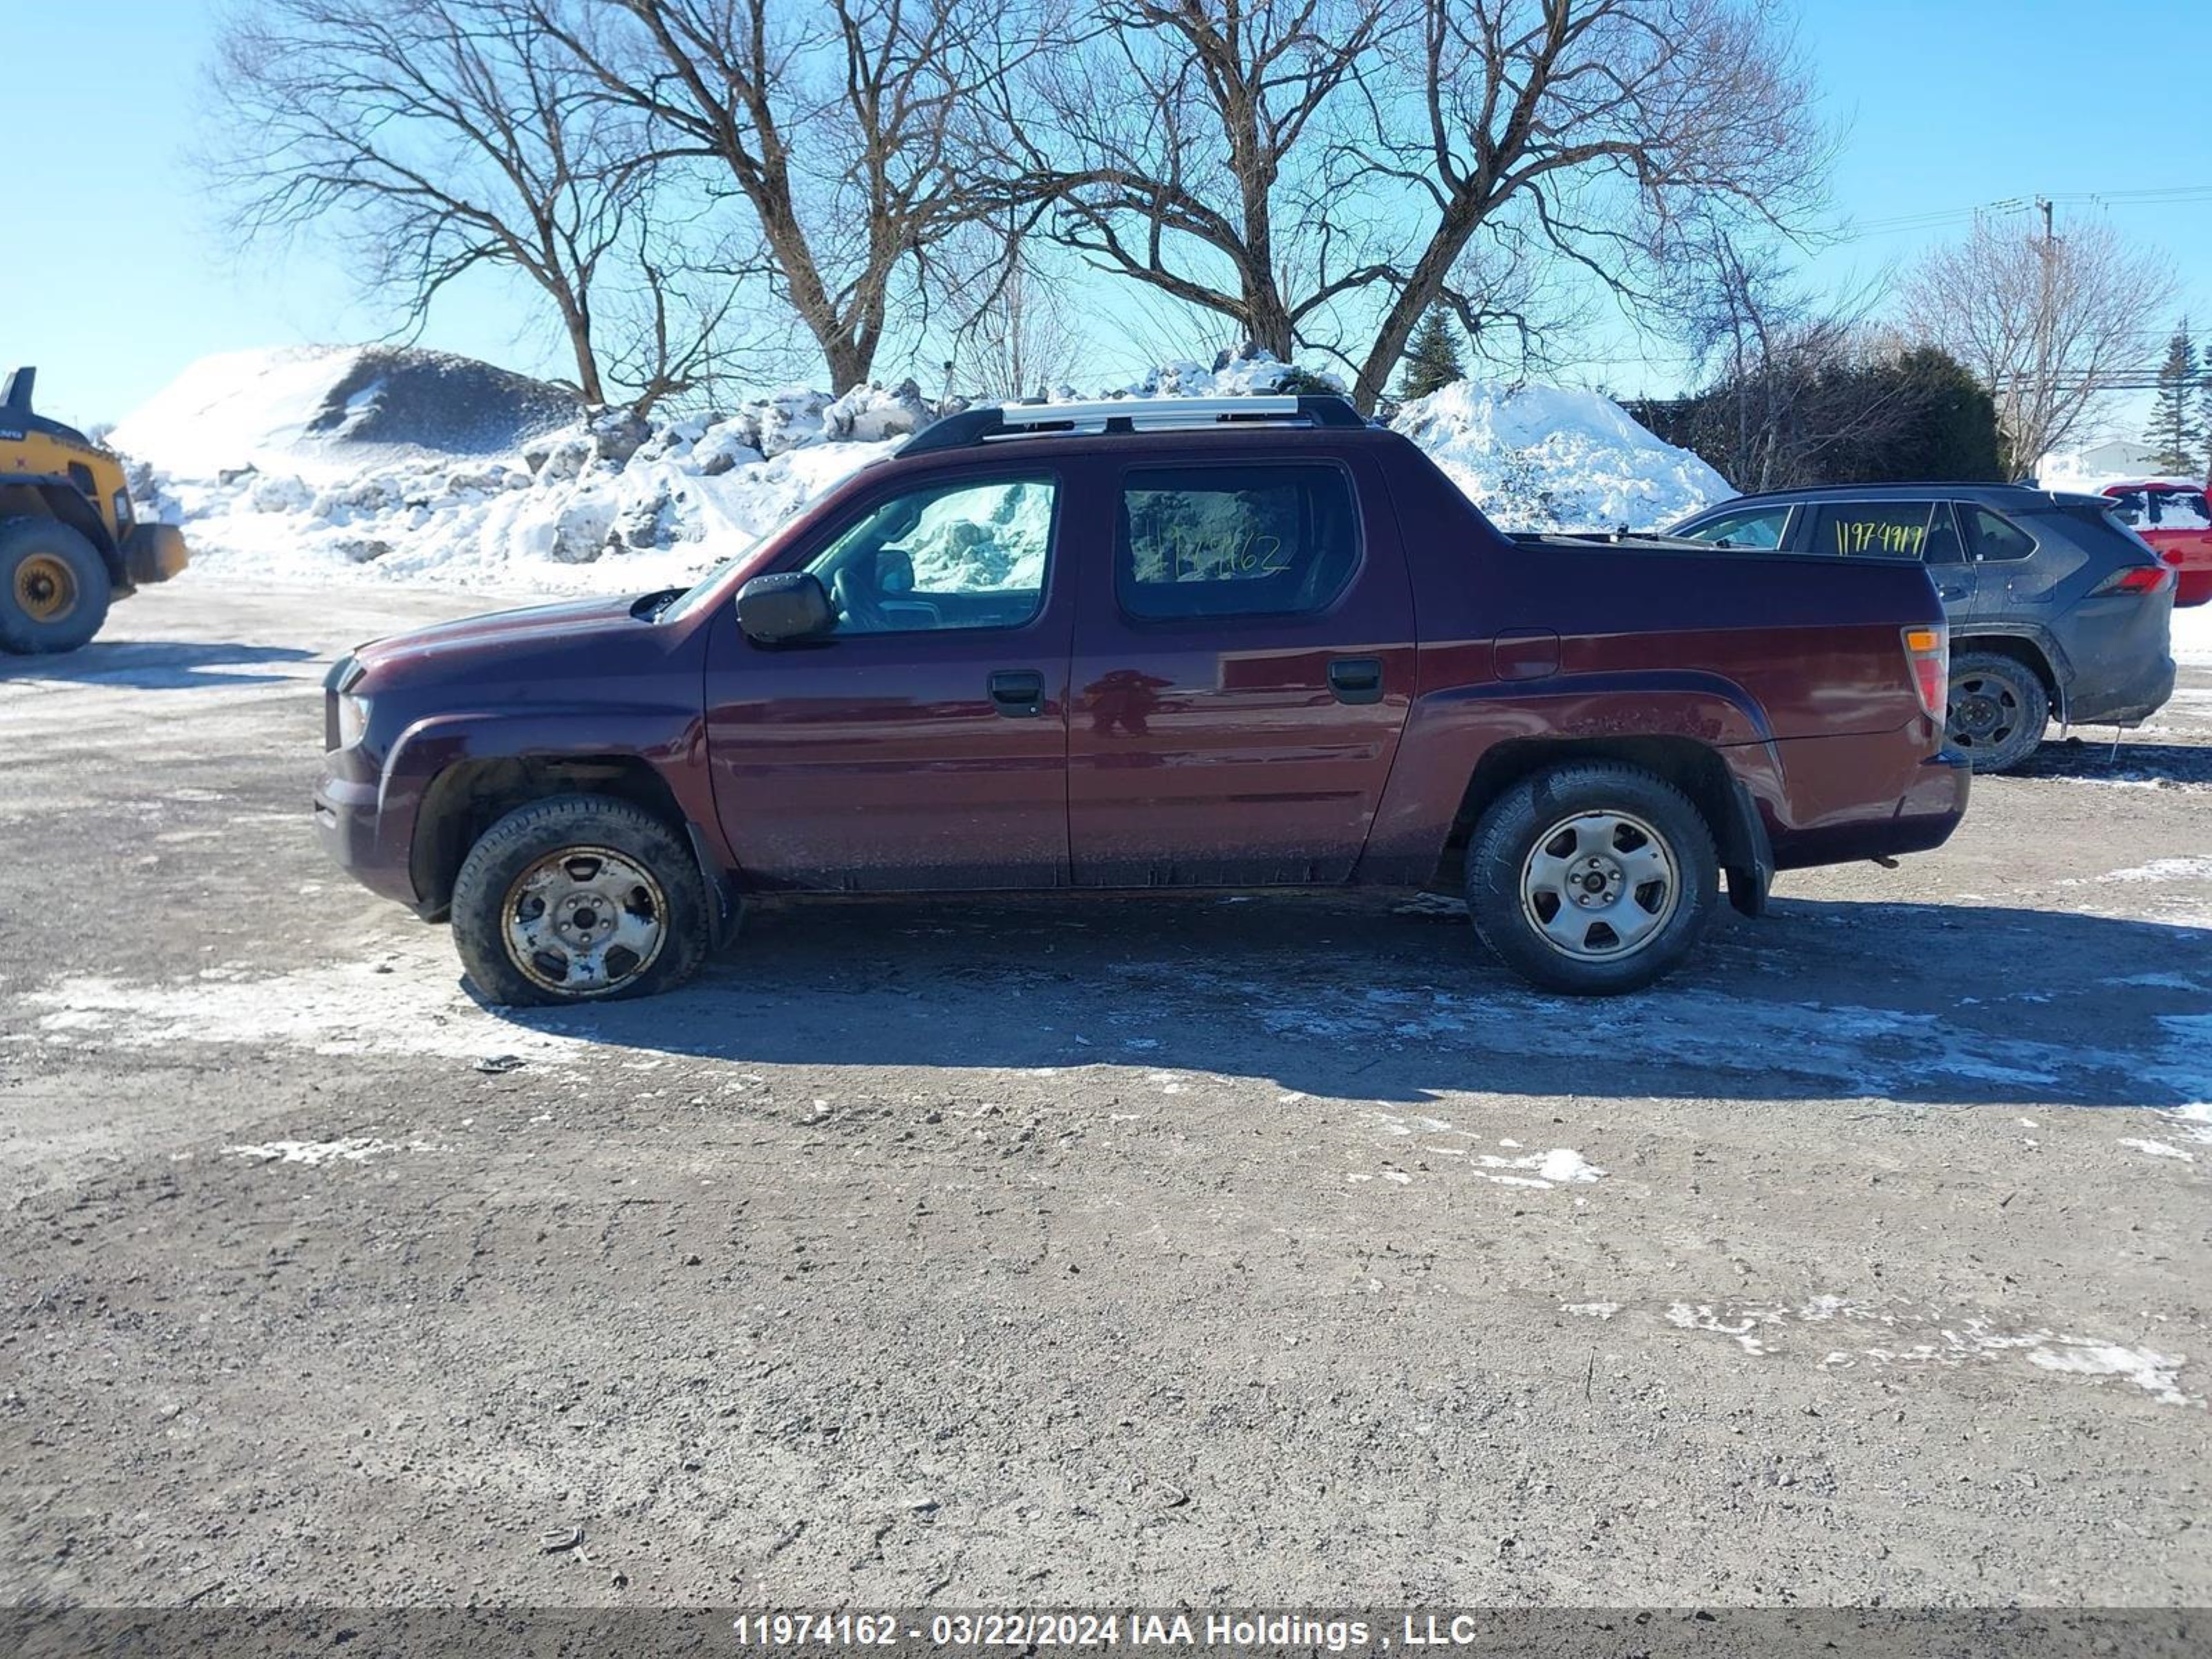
(13, 0, 2211, 428)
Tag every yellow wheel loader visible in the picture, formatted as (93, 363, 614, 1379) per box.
(0, 366, 187, 653)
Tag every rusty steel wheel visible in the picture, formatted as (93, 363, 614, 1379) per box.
(13, 552, 78, 624)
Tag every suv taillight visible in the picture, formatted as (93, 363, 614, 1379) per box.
(2090, 565, 2175, 597)
(1902, 624, 1947, 721)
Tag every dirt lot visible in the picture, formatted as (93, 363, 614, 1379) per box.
(2, 579, 2208, 1611)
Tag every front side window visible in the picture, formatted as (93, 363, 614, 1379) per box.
(1678, 505, 1791, 549)
(1118, 464, 1360, 621)
(803, 475, 1056, 634)
(1959, 505, 2037, 562)
(1808, 501, 1941, 559)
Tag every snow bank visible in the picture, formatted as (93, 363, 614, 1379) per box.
(1392, 380, 1731, 532)
(115, 346, 1729, 596)
(2174, 601, 2212, 670)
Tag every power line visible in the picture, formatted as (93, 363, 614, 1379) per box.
(1840, 185, 2212, 243)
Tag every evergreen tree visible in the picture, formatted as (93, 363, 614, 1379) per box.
(2200, 365, 2212, 478)
(1397, 308, 1466, 400)
(2145, 321, 2204, 474)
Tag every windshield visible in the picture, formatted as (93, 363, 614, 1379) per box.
(660, 535, 770, 622)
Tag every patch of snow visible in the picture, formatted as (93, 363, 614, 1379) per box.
(24, 947, 585, 1064)
(1659, 1296, 2200, 1407)
(2027, 1341, 2194, 1407)
(2118, 1136, 2196, 1162)
(1560, 1302, 1621, 1320)
(2173, 602, 2212, 670)
(228, 1137, 436, 1166)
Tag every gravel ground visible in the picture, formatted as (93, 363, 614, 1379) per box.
(1, 579, 2207, 1611)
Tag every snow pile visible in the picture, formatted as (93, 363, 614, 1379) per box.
(117, 353, 928, 592)
(110, 345, 579, 482)
(1391, 379, 1732, 532)
(115, 345, 1729, 594)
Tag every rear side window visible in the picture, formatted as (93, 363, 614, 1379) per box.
(1678, 505, 1790, 549)
(1806, 501, 1942, 559)
(2153, 490, 2211, 530)
(1118, 464, 1359, 620)
(1960, 505, 2037, 562)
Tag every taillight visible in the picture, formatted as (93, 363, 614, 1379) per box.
(2090, 565, 2175, 597)
(1902, 624, 1947, 721)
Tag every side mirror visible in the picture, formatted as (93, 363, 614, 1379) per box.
(735, 571, 834, 643)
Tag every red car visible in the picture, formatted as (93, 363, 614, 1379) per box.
(316, 395, 1968, 1003)
(2100, 481, 2212, 607)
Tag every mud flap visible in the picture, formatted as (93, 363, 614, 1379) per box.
(685, 821, 743, 950)
(1717, 776, 1774, 919)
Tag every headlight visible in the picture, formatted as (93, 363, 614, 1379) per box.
(336, 693, 371, 749)
(113, 488, 133, 527)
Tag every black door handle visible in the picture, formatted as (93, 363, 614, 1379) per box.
(988, 668, 1044, 718)
(1327, 656, 1384, 705)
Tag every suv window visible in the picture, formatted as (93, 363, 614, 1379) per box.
(1679, 505, 1791, 550)
(2104, 489, 2149, 527)
(1959, 505, 2037, 562)
(804, 475, 1056, 634)
(2153, 490, 2211, 530)
(1806, 501, 1944, 559)
(1118, 464, 1359, 620)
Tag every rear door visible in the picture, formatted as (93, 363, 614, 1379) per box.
(1800, 498, 1975, 619)
(1068, 449, 1416, 886)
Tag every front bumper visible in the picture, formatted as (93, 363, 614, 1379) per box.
(120, 523, 188, 587)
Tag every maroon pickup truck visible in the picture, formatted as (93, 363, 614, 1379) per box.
(316, 395, 1968, 1004)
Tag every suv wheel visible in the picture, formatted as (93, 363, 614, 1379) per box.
(1945, 652, 2048, 774)
(0, 516, 112, 654)
(451, 794, 709, 1006)
(1464, 762, 1719, 995)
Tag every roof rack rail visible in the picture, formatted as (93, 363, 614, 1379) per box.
(899, 393, 1367, 457)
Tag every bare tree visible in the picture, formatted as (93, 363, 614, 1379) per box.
(1343, 0, 1833, 411)
(1902, 212, 2176, 474)
(1011, 0, 1400, 364)
(944, 225, 1092, 400)
(206, 0, 730, 411)
(540, 0, 1033, 395)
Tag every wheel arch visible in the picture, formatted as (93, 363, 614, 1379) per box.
(0, 480, 125, 583)
(410, 756, 730, 938)
(1951, 631, 2063, 722)
(1430, 735, 1772, 918)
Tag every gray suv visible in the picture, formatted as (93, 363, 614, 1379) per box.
(1669, 485, 2177, 772)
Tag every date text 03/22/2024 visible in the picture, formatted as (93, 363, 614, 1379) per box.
(728, 1612, 1522, 1651)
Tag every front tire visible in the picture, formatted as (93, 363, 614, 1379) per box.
(0, 516, 112, 654)
(1464, 762, 1718, 995)
(451, 794, 709, 1006)
(1945, 651, 2048, 774)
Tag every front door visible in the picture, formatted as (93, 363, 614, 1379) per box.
(702, 469, 1076, 891)
(1068, 452, 1416, 886)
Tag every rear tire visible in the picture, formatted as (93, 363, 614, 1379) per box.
(0, 516, 111, 654)
(1464, 762, 1718, 995)
(451, 794, 709, 1007)
(1945, 651, 2048, 774)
